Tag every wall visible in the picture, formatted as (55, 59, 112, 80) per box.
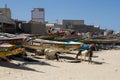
(22, 23, 46, 35)
(63, 20, 84, 25)
(31, 23, 46, 35)
(65, 25, 100, 33)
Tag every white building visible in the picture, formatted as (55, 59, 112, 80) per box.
(31, 8, 45, 23)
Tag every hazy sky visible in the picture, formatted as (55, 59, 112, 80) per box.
(0, 0, 120, 31)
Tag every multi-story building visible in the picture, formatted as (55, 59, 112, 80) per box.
(31, 8, 45, 23)
(0, 8, 11, 18)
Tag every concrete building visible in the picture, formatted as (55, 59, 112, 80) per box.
(15, 8, 46, 35)
(63, 20, 84, 26)
(0, 8, 11, 18)
(0, 14, 15, 33)
(31, 8, 45, 23)
(70, 25, 100, 33)
(22, 22, 46, 35)
(62, 20, 100, 33)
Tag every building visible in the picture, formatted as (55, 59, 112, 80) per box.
(22, 22, 46, 35)
(62, 19, 100, 33)
(0, 8, 11, 18)
(14, 20, 27, 33)
(70, 25, 100, 33)
(14, 8, 46, 35)
(0, 14, 15, 33)
(63, 20, 84, 26)
(31, 8, 45, 23)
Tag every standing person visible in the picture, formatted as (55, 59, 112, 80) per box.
(75, 44, 90, 60)
(75, 44, 95, 63)
(87, 44, 94, 63)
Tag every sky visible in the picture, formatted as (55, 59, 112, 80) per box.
(0, 0, 120, 31)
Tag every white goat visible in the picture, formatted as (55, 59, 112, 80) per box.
(44, 48, 60, 61)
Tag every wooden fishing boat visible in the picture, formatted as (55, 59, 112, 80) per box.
(38, 33, 65, 40)
(0, 37, 23, 45)
(23, 39, 83, 52)
(82, 39, 118, 44)
(0, 43, 24, 57)
(49, 34, 86, 42)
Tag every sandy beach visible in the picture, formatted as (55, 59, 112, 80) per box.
(0, 47, 120, 80)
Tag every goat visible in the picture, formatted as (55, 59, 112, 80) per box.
(34, 48, 60, 61)
(44, 48, 60, 61)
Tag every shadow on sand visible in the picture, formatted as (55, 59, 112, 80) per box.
(8, 56, 58, 67)
(0, 61, 43, 73)
(60, 55, 105, 65)
(66, 59, 105, 65)
(60, 55, 75, 60)
(91, 60, 106, 65)
(0, 55, 58, 73)
(60, 55, 81, 63)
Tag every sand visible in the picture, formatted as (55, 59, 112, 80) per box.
(0, 47, 120, 80)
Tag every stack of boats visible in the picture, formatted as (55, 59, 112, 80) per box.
(0, 33, 25, 58)
(0, 32, 119, 58)
(23, 32, 119, 52)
